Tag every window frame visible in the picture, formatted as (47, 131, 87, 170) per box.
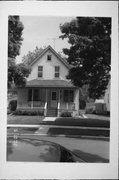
(54, 66, 60, 78)
(51, 91, 57, 101)
(47, 54, 52, 61)
(38, 66, 43, 78)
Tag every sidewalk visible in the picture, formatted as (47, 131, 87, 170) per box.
(7, 124, 109, 137)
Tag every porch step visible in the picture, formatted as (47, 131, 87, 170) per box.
(46, 109, 57, 117)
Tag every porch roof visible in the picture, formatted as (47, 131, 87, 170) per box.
(26, 79, 77, 88)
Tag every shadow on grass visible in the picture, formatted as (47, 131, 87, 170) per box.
(73, 149, 109, 163)
(47, 127, 110, 137)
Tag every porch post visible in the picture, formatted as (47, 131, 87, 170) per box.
(58, 89, 60, 117)
(31, 88, 33, 109)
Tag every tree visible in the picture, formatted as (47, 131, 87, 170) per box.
(22, 46, 43, 66)
(60, 17, 111, 99)
(8, 16, 30, 88)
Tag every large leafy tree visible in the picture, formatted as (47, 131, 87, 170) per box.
(8, 16, 30, 88)
(22, 46, 44, 66)
(60, 17, 111, 99)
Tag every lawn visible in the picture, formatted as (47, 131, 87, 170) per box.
(86, 113, 110, 121)
(7, 115, 44, 125)
(41, 117, 110, 128)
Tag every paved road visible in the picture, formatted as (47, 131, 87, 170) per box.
(17, 134, 109, 162)
(7, 125, 109, 163)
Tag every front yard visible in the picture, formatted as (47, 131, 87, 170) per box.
(7, 115, 44, 125)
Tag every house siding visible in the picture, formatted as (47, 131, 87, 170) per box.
(27, 50, 68, 81)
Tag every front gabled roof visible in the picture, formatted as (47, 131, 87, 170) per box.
(30, 45, 70, 69)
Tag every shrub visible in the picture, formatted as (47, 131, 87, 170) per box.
(9, 100, 17, 111)
(59, 111, 72, 117)
(13, 109, 44, 116)
(85, 107, 94, 114)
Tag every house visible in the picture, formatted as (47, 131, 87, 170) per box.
(104, 80, 110, 113)
(94, 81, 110, 114)
(94, 99, 106, 114)
(17, 45, 79, 117)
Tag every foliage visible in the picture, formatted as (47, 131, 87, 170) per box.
(8, 16, 31, 88)
(59, 111, 72, 117)
(22, 46, 44, 65)
(8, 16, 24, 58)
(60, 17, 111, 99)
(13, 109, 44, 116)
(9, 100, 17, 111)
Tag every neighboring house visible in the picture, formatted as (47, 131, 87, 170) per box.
(17, 45, 79, 117)
(94, 99, 106, 114)
(104, 80, 110, 113)
(94, 81, 110, 114)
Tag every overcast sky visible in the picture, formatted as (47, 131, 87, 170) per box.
(16, 16, 74, 63)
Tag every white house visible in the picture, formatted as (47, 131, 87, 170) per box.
(17, 45, 79, 117)
(104, 80, 110, 113)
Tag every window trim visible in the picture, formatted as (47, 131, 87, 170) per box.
(47, 54, 52, 61)
(51, 91, 57, 101)
(38, 66, 43, 78)
(54, 66, 60, 78)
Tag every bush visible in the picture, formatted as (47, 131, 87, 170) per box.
(59, 111, 72, 117)
(13, 109, 44, 116)
(9, 100, 17, 111)
(85, 107, 94, 114)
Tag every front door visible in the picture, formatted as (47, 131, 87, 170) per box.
(50, 91, 58, 108)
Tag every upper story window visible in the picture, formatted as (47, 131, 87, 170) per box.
(55, 66, 60, 78)
(38, 66, 43, 78)
(47, 54, 52, 61)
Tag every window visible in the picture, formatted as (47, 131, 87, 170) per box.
(52, 91, 57, 100)
(38, 66, 43, 77)
(28, 89, 39, 101)
(33, 89, 39, 101)
(64, 90, 74, 102)
(55, 66, 60, 78)
(47, 54, 52, 61)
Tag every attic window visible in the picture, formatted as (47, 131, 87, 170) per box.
(47, 54, 52, 61)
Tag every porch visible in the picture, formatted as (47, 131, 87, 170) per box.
(17, 80, 79, 117)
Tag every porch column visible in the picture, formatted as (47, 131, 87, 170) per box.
(74, 89, 79, 116)
(31, 88, 33, 109)
(44, 88, 48, 116)
(58, 89, 60, 117)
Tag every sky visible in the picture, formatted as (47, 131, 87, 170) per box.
(16, 16, 74, 64)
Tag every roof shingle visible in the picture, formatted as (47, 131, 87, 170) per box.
(26, 79, 77, 88)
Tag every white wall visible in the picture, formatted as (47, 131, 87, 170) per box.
(27, 49, 69, 81)
(104, 82, 110, 111)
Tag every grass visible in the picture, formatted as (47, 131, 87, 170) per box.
(47, 127, 109, 137)
(40, 117, 110, 128)
(7, 115, 44, 125)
